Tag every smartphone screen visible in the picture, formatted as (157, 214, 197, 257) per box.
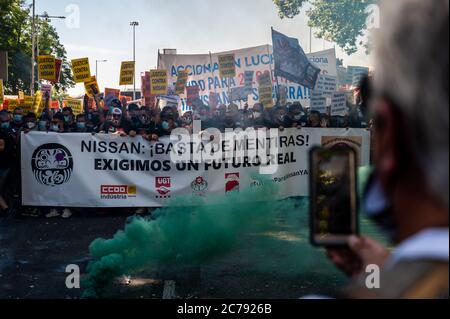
(309, 147, 358, 246)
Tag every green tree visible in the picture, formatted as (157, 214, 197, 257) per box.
(0, 0, 74, 95)
(273, 0, 376, 55)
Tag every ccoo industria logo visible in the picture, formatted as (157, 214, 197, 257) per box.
(31, 144, 73, 187)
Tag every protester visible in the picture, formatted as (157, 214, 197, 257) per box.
(326, 0, 449, 299)
(0, 111, 14, 214)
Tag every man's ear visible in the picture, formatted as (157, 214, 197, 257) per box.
(374, 99, 401, 190)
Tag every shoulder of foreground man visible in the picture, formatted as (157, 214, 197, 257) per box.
(341, 259, 449, 299)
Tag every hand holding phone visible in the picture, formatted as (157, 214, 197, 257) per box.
(309, 146, 359, 247)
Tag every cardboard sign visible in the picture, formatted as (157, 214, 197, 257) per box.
(244, 71, 254, 94)
(71, 58, 91, 83)
(64, 99, 83, 115)
(175, 70, 189, 95)
(310, 91, 327, 114)
(149, 70, 168, 95)
(52, 59, 62, 84)
(38, 55, 56, 81)
(186, 85, 200, 106)
(7, 99, 19, 112)
(314, 75, 337, 97)
(218, 54, 236, 79)
(330, 92, 348, 116)
(84, 76, 100, 97)
(104, 88, 121, 107)
(119, 61, 135, 86)
(0, 79, 3, 105)
(231, 86, 248, 102)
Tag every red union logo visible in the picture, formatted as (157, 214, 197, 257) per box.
(101, 185, 127, 194)
(155, 177, 171, 197)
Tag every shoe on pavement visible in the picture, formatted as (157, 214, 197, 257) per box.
(62, 208, 72, 219)
(46, 209, 60, 218)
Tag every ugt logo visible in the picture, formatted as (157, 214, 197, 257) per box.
(155, 177, 171, 199)
(31, 144, 73, 187)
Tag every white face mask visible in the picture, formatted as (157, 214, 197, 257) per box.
(294, 114, 302, 120)
(52, 125, 60, 132)
(253, 112, 262, 119)
(27, 122, 36, 129)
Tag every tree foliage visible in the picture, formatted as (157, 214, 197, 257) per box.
(0, 0, 74, 95)
(273, 0, 376, 55)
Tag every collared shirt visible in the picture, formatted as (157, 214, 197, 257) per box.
(386, 228, 449, 269)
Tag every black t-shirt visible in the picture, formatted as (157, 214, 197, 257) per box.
(0, 129, 15, 169)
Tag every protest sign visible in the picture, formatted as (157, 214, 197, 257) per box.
(71, 58, 91, 83)
(38, 56, 56, 81)
(330, 92, 348, 116)
(149, 70, 168, 95)
(272, 29, 320, 89)
(258, 84, 273, 108)
(50, 100, 60, 109)
(52, 59, 62, 84)
(18, 90, 24, 101)
(175, 70, 189, 94)
(310, 91, 327, 114)
(41, 84, 52, 96)
(218, 54, 236, 79)
(84, 76, 100, 97)
(141, 72, 151, 98)
(244, 71, 254, 94)
(104, 88, 121, 107)
(278, 85, 287, 106)
(348, 66, 369, 87)
(230, 86, 248, 102)
(21, 129, 370, 207)
(21, 96, 34, 113)
(186, 85, 200, 105)
(7, 99, 18, 112)
(159, 45, 336, 109)
(314, 75, 337, 97)
(119, 61, 135, 86)
(63, 99, 83, 115)
(0, 79, 3, 105)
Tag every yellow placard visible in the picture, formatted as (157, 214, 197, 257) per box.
(84, 76, 100, 97)
(38, 55, 56, 81)
(7, 99, 19, 112)
(71, 58, 91, 83)
(64, 99, 83, 115)
(175, 70, 189, 95)
(21, 96, 34, 113)
(259, 84, 274, 108)
(32, 91, 43, 114)
(218, 54, 236, 79)
(18, 90, 24, 100)
(149, 70, 168, 95)
(119, 61, 135, 86)
(0, 79, 3, 105)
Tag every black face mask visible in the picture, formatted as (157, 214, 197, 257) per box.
(363, 171, 397, 243)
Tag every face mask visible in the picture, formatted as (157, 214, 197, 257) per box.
(64, 116, 71, 123)
(162, 121, 170, 130)
(294, 114, 302, 121)
(278, 115, 286, 122)
(13, 115, 23, 122)
(253, 112, 262, 119)
(38, 121, 47, 131)
(52, 125, 60, 132)
(77, 122, 86, 130)
(363, 172, 397, 242)
(27, 122, 35, 129)
(0, 122, 10, 129)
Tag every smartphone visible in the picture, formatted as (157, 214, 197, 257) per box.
(309, 146, 359, 247)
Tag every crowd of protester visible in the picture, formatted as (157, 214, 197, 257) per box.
(0, 88, 368, 218)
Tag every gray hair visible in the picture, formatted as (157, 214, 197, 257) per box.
(374, 0, 449, 208)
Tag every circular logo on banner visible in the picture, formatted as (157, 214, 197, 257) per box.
(31, 144, 73, 187)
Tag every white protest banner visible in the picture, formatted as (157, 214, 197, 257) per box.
(159, 46, 337, 109)
(310, 91, 327, 114)
(331, 92, 348, 116)
(314, 75, 337, 97)
(21, 129, 370, 207)
(348, 66, 369, 87)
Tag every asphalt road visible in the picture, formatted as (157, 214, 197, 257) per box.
(0, 210, 348, 299)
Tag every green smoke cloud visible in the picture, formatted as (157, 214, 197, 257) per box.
(82, 168, 383, 298)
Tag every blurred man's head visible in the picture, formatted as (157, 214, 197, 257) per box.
(13, 107, 23, 124)
(369, 0, 449, 241)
